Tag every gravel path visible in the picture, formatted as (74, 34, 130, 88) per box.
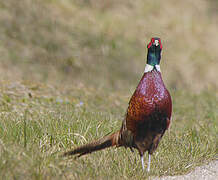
(154, 160, 218, 180)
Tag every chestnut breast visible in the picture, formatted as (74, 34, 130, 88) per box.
(126, 70, 172, 135)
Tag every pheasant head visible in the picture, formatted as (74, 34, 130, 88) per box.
(145, 37, 162, 72)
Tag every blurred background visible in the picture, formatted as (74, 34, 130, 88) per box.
(0, 0, 217, 93)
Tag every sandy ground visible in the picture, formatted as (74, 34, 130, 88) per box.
(154, 160, 218, 180)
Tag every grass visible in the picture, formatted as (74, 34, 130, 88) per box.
(0, 0, 218, 179)
(0, 83, 217, 179)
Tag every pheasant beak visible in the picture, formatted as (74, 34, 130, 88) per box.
(154, 40, 159, 46)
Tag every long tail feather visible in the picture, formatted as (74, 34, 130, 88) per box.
(63, 131, 120, 157)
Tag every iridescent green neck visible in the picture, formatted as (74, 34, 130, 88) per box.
(145, 50, 162, 73)
(147, 51, 161, 66)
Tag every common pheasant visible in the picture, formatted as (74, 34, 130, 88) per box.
(64, 37, 172, 172)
